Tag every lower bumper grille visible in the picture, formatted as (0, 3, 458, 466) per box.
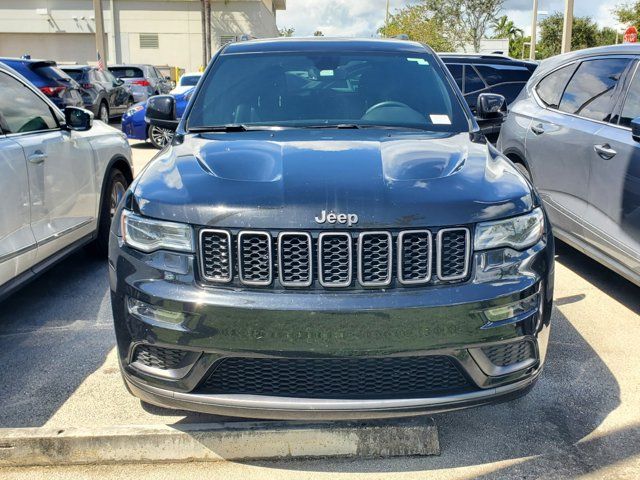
(132, 345, 189, 370)
(197, 356, 474, 399)
(482, 341, 535, 367)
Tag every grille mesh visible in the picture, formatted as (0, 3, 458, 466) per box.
(399, 231, 431, 284)
(318, 234, 352, 286)
(198, 356, 472, 399)
(439, 229, 469, 279)
(482, 341, 534, 367)
(279, 233, 312, 286)
(238, 232, 272, 285)
(359, 233, 392, 285)
(200, 230, 231, 282)
(132, 345, 189, 370)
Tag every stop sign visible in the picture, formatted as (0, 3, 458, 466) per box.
(624, 26, 638, 43)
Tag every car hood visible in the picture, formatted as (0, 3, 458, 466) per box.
(131, 129, 534, 229)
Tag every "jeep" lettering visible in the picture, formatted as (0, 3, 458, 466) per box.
(314, 210, 359, 227)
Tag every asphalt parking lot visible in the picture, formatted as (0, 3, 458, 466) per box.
(0, 141, 639, 478)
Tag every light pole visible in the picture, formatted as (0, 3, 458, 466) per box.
(529, 0, 538, 60)
(386, 0, 390, 26)
(93, 0, 107, 69)
(561, 0, 574, 53)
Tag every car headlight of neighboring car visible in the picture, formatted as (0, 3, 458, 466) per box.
(121, 210, 194, 253)
(125, 104, 144, 117)
(474, 208, 544, 251)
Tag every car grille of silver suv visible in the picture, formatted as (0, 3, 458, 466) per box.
(198, 227, 471, 289)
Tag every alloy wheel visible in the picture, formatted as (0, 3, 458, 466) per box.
(149, 125, 174, 149)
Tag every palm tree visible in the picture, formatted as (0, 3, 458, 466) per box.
(492, 15, 524, 40)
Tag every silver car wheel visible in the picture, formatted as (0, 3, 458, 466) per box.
(99, 103, 109, 123)
(110, 180, 126, 219)
(149, 125, 173, 149)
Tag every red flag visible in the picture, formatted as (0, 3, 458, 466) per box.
(97, 51, 105, 70)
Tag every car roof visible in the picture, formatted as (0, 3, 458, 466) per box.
(0, 57, 57, 67)
(439, 53, 537, 68)
(221, 37, 433, 55)
(109, 64, 151, 68)
(60, 65, 92, 70)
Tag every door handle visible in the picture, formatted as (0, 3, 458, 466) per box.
(593, 144, 617, 160)
(28, 151, 47, 164)
(530, 123, 545, 135)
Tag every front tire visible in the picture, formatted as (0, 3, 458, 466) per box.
(93, 168, 128, 256)
(149, 125, 174, 149)
(98, 101, 110, 123)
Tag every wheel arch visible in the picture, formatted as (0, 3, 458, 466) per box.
(503, 148, 531, 174)
(96, 155, 134, 232)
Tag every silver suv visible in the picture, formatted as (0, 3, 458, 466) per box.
(0, 62, 133, 301)
(108, 64, 172, 102)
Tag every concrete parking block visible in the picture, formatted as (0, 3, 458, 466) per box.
(0, 417, 439, 467)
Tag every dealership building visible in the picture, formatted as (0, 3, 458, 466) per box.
(0, 0, 285, 72)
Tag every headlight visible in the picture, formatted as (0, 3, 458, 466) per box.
(474, 208, 544, 251)
(121, 210, 193, 253)
(125, 104, 144, 117)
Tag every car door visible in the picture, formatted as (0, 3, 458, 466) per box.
(0, 75, 38, 287)
(1, 69, 97, 264)
(584, 61, 640, 276)
(525, 58, 633, 242)
(155, 67, 171, 93)
(103, 69, 128, 113)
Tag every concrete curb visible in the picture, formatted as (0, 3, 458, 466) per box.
(0, 418, 439, 466)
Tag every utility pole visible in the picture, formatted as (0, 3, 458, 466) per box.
(201, 0, 207, 68)
(93, 0, 107, 68)
(204, 0, 211, 62)
(529, 0, 538, 60)
(385, 0, 390, 26)
(561, 0, 574, 53)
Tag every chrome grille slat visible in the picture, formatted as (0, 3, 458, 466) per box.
(199, 227, 471, 288)
(237, 231, 273, 286)
(318, 232, 352, 287)
(278, 232, 313, 287)
(358, 232, 392, 287)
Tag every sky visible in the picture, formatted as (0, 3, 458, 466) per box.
(276, 0, 624, 38)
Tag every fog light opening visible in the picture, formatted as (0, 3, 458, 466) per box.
(127, 297, 186, 326)
(483, 292, 540, 326)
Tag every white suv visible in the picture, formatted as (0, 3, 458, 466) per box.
(0, 61, 133, 301)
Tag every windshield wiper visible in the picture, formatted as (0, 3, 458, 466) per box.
(188, 124, 252, 132)
(301, 124, 362, 129)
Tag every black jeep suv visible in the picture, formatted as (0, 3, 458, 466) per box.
(109, 38, 554, 420)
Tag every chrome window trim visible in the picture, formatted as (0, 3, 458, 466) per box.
(199, 229, 233, 283)
(0, 242, 37, 264)
(397, 230, 432, 285)
(436, 227, 471, 281)
(357, 231, 392, 287)
(237, 230, 273, 286)
(278, 231, 313, 287)
(317, 232, 352, 288)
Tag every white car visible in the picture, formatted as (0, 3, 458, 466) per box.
(0, 61, 133, 300)
(169, 72, 202, 95)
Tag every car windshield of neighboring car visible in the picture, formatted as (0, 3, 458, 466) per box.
(62, 69, 85, 82)
(110, 67, 144, 79)
(180, 75, 200, 86)
(187, 51, 469, 132)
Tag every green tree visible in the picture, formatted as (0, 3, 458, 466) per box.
(279, 27, 295, 37)
(509, 35, 531, 59)
(313, 30, 324, 37)
(597, 27, 619, 46)
(491, 15, 523, 40)
(614, 1, 640, 27)
(378, 3, 452, 51)
(538, 13, 601, 59)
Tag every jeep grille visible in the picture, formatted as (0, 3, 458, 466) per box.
(198, 227, 471, 289)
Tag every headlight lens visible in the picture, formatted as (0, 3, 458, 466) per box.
(121, 210, 193, 253)
(125, 104, 144, 117)
(474, 208, 544, 251)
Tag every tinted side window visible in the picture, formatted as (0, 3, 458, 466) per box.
(620, 67, 640, 128)
(475, 65, 532, 85)
(0, 72, 58, 133)
(464, 65, 485, 93)
(559, 58, 631, 121)
(535, 63, 576, 108)
(446, 64, 463, 91)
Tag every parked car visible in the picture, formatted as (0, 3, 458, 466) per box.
(108, 64, 172, 102)
(121, 87, 194, 148)
(441, 53, 537, 142)
(61, 65, 134, 123)
(0, 61, 133, 301)
(110, 38, 554, 420)
(498, 44, 640, 287)
(170, 72, 202, 95)
(0, 57, 83, 110)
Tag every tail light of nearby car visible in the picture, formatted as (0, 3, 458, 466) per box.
(81, 83, 94, 89)
(132, 79, 151, 87)
(40, 86, 65, 96)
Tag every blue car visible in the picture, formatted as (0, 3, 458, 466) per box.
(121, 87, 194, 148)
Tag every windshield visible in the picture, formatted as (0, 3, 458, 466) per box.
(180, 75, 200, 86)
(187, 52, 469, 131)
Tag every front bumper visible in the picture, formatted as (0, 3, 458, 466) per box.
(109, 230, 554, 420)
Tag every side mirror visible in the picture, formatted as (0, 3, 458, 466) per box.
(64, 106, 93, 131)
(165, 75, 171, 81)
(115, 78, 125, 86)
(631, 117, 640, 142)
(476, 93, 506, 120)
(145, 95, 178, 130)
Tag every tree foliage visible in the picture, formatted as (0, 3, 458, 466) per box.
(313, 30, 324, 37)
(491, 15, 523, 40)
(279, 27, 295, 37)
(614, 2, 640, 27)
(378, 3, 452, 51)
(538, 13, 616, 59)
